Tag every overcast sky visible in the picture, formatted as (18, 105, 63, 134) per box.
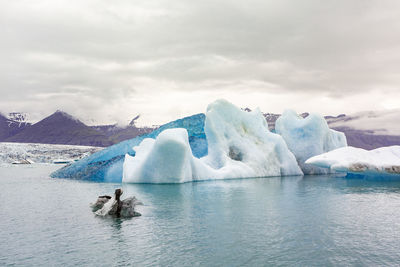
(1, 0, 400, 126)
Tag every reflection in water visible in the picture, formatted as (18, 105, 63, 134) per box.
(111, 217, 123, 231)
(299, 174, 400, 194)
(2, 166, 400, 266)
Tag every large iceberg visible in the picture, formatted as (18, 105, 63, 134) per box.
(51, 113, 207, 182)
(275, 110, 347, 174)
(123, 100, 303, 183)
(202, 100, 302, 178)
(52, 99, 347, 183)
(305, 146, 400, 176)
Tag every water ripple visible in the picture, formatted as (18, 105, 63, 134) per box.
(1, 166, 400, 266)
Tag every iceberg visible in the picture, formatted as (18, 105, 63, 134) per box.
(305, 146, 400, 176)
(275, 110, 347, 174)
(123, 129, 195, 183)
(202, 100, 302, 178)
(51, 113, 207, 182)
(123, 99, 303, 183)
(53, 99, 349, 183)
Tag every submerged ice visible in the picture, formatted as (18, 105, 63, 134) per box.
(275, 110, 347, 174)
(123, 100, 303, 183)
(305, 146, 400, 176)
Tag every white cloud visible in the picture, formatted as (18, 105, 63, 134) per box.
(329, 109, 400, 136)
(1, 0, 400, 126)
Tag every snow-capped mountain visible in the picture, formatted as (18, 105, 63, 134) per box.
(7, 112, 29, 124)
(0, 113, 31, 141)
(1, 108, 399, 150)
(5, 111, 114, 147)
(1, 111, 155, 147)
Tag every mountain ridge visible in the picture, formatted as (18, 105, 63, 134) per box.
(1, 109, 399, 150)
(1, 110, 155, 147)
(5, 111, 113, 147)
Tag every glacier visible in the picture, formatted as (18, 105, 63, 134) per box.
(305, 146, 400, 177)
(51, 113, 207, 182)
(123, 100, 303, 183)
(0, 142, 101, 165)
(275, 110, 347, 174)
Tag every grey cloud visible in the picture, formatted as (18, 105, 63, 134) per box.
(1, 0, 400, 124)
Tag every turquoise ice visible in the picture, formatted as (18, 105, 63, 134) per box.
(51, 114, 207, 182)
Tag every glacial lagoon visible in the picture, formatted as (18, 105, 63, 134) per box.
(1, 164, 400, 266)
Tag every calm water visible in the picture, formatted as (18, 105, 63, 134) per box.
(1, 165, 400, 266)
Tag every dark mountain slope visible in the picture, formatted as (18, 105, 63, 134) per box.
(90, 115, 155, 143)
(109, 126, 155, 143)
(6, 111, 113, 147)
(330, 126, 400, 150)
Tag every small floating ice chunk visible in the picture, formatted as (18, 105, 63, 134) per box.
(90, 195, 111, 212)
(305, 146, 400, 176)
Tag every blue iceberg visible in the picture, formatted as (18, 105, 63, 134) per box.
(52, 100, 349, 183)
(275, 110, 347, 174)
(122, 100, 303, 183)
(51, 114, 207, 182)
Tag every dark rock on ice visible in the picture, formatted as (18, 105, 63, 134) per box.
(92, 189, 142, 218)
